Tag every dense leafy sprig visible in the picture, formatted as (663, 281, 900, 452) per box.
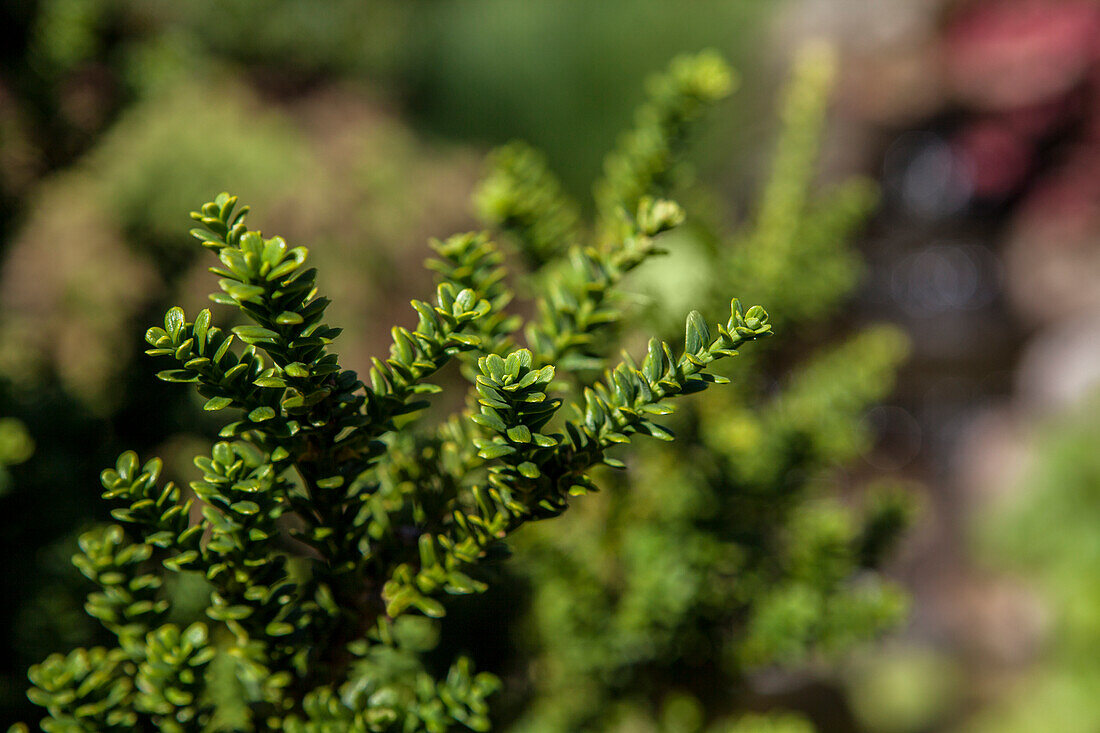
(15, 46, 910, 733)
(484, 45, 913, 733)
(382, 302, 771, 621)
(525, 196, 685, 371)
(474, 142, 581, 270)
(19, 52, 780, 732)
(594, 49, 734, 227)
(425, 232, 519, 358)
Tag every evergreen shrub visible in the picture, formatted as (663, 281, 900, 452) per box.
(13, 48, 910, 732)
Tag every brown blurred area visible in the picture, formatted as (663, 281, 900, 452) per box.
(778, 1, 1100, 730)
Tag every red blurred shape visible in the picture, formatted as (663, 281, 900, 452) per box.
(944, 0, 1100, 109)
(952, 121, 1032, 198)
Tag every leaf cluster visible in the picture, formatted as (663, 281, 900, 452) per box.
(18, 52, 776, 732)
(485, 45, 915, 733)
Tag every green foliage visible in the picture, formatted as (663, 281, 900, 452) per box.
(474, 143, 581, 269)
(477, 46, 911, 732)
(0, 74, 477, 412)
(725, 43, 874, 329)
(406, 0, 768, 196)
(28, 0, 411, 87)
(594, 49, 735, 230)
(962, 392, 1100, 733)
(18, 53, 789, 732)
(723, 715, 816, 733)
(0, 417, 33, 496)
(0, 78, 308, 410)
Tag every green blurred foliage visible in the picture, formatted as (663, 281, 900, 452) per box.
(844, 644, 961, 733)
(471, 45, 914, 732)
(13, 63, 780, 725)
(27, 0, 411, 85)
(0, 76, 477, 412)
(0, 78, 303, 409)
(0, 416, 33, 495)
(403, 0, 769, 198)
(7, 0, 771, 202)
(0, 0, 926, 729)
(964, 393, 1100, 733)
(1, 2, 479, 721)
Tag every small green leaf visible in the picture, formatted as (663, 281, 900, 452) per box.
(506, 425, 531, 443)
(208, 604, 252, 621)
(158, 370, 198, 383)
(275, 311, 304, 325)
(265, 621, 295, 637)
(224, 363, 249, 382)
(267, 258, 302, 281)
(532, 433, 558, 448)
(483, 354, 505, 382)
(248, 406, 276, 422)
(230, 501, 260, 515)
(212, 442, 234, 467)
(145, 326, 169, 346)
(233, 325, 280, 344)
(193, 309, 212, 347)
(165, 307, 185, 340)
(222, 282, 265, 303)
(213, 334, 235, 364)
(285, 362, 310, 378)
(471, 413, 506, 432)
(638, 421, 674, 441)
(477, 443, 515, 460)
(450, 333, 480, 347)
(504, 352, 521, 378)
(685, 310, 710, 354)
(454, 288, 476, 313)
(203, 396, 233, 411)
(414, 596, 446, 618)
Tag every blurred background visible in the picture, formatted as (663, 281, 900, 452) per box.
(2, 0, 1100, 730)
